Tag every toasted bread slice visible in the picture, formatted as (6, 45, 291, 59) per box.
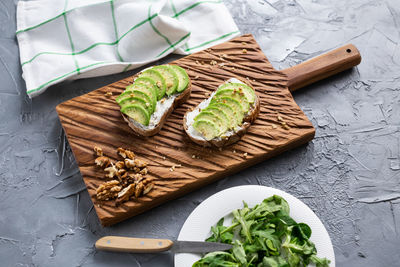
(183, 78, 260, 147)
(119, 65, 191, 137)
(122, 80, 191, 137)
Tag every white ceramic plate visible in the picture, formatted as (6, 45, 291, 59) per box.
(175, 185, 335, 267)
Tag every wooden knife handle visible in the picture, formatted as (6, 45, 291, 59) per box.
(281, 44, 361, 92)
(95, 236, 174, 253)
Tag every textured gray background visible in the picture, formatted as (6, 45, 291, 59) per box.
(1, 0, 399, 266)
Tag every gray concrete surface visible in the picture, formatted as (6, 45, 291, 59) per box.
(1, 0, 400, 266)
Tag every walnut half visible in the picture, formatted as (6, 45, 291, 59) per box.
(96, 180, 121, 200)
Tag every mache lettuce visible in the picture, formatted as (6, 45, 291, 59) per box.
(193, 195, 330, 267)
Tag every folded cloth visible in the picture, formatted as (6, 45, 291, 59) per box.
(16, 0, 240, 98)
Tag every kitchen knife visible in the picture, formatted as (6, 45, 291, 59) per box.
(95, 236, 232, 253)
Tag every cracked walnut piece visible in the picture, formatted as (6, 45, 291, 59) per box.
(104, 164, 118, 178)
(96, 180, 122, 200)
(124, 158, 136, 169)
(94, 146, 103, 156)
(116, 184, 135, 204)
(134, 159, 147, 168)
(143, 181, 154, 195)
(95, 156, 110, 168)
(117, 147, 135, 159)
(115, 161, 125, 169)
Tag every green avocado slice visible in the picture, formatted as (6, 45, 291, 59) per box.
(121, 104, 150, 126)
(218, 82, 256, 104)
(169, 65, 189, 92)
(139, 69, 166, 100)
(210, 97, 244, 126)
(152, 65, 179, 96)
(134, 77, 159, 99)
(194, 111, 227, 135)
(213, 89, 250, 113)
(116, 90, 154, 113)
(119, 97, 151, 114)
(192, 120, 219, 140)
(203, 106, 230, 133)
(126, 82, 157, 113)
(207, 103, 236, 129)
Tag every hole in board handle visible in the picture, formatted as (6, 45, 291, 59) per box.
(346, 48, 352, 53)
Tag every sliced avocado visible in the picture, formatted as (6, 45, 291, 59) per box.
(192, 120, 219, 140)
(117, 90, 154, 113)
(169, 65, 189, 93)
(121, 104, 150, 126)
(152, 65, 179, 96)
(194, 111, 227, 135)
(139, 69, 166, 100)
(119, 97, 151, 114)
(134, 77, 158, 95)
(213, 89, 250, 113)
(210, 97, 244, 126)
(207, 103, 236, 129)
(203, 106, 230, 132)
(126, 82, 157, 112)
(134, 77, 157, 91)
(218, 83, 256, 104)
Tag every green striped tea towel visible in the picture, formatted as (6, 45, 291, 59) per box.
(16, 0, 240, 98)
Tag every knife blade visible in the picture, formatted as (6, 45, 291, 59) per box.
(95, 236, 232, 254)
(171, 240, 232, 253)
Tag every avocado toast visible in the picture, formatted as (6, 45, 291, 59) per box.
(183, 78, 260, 147)
(117, 64, 191, 137)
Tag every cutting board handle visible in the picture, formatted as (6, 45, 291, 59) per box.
(281, 44, 361, 92)
(95, 236, 173, 253)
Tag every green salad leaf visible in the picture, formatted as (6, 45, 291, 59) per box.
(193, 195, 330, 267)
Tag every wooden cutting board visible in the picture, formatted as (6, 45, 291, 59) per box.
(56, 34, 361, 226)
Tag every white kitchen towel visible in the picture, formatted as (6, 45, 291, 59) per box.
(16, 0, 240, 98)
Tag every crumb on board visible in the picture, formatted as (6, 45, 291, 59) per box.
(275, 116, 291, 130)
(243, 152, 248, 158)
(242, 49, 247, 54)
(242, 42, 247, 45)
(105, 91, 113, 97)
(210, 60, 217, 66)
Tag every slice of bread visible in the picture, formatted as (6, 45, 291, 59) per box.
(117, 64, 191, 137)
(183, 78, 260, 147)
(122, 80, 191, 137)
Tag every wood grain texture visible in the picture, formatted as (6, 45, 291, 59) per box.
(56, 34, 315, 226)
(282, 44, 361, 92)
